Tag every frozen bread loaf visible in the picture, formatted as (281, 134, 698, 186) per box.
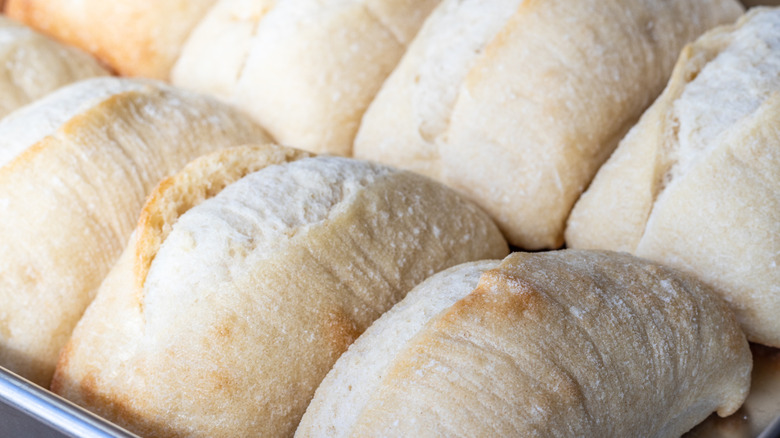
(51, 145, 509, 438)
(354, 0, 744, 249)
(0, 77, 270, 386)
(298, 250, 752, 437)
(565, 7, 780, 347)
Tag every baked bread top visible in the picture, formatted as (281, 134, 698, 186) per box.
(565, 7, 780, 347)
(354, 0, 744, 249)
(5, 0, 217, 78)
(173, 0, 442, 155)
(6, 0, 443, 155)
(51, 145, 508, 438)
(0, 77, 270, 386)
(0, 16, 108, 119)
(298, 250, 752, 437)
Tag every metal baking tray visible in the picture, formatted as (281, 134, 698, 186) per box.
(0, 1, 776, 436)
(0, 366, 137, 437)
(0, 345, 777, 437)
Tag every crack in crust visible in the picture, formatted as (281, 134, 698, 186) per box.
(132, 144, 313, 309)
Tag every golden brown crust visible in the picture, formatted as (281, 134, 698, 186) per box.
(300, 250, 752, 437)
(6, 0, 217, 78)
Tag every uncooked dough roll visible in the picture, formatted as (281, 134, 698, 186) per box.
(298, 250, 752, 437)
(0, 77, 271, 386)
(565, 8, 780, 347)
(51, 145, 509, 438)
(354, 0, 744, 249)
(0, 16, 108, 119)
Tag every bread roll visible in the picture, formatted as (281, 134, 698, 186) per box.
(0, 16, 108, 119)
(298, 250, 752, 437)
(51, 145, 509, 438)
(354, 0, 743, 249)
(172, 0, 441, 155)
(4, 0, 217, 78)
(0, 77, 270, 386)
(565, 8, 780, 347)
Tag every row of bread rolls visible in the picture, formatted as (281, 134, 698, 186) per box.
(5, 0, 442, 155)
(3, 0, 745, 166)
(0, 0, 746, 243)
(0, 1, 774, 437)
(3, 0, 746, 249)
(354, 0, 744, 249)
(53, 218, 753, 437)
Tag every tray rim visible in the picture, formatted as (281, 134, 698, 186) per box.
(0, 366, 138, 438)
